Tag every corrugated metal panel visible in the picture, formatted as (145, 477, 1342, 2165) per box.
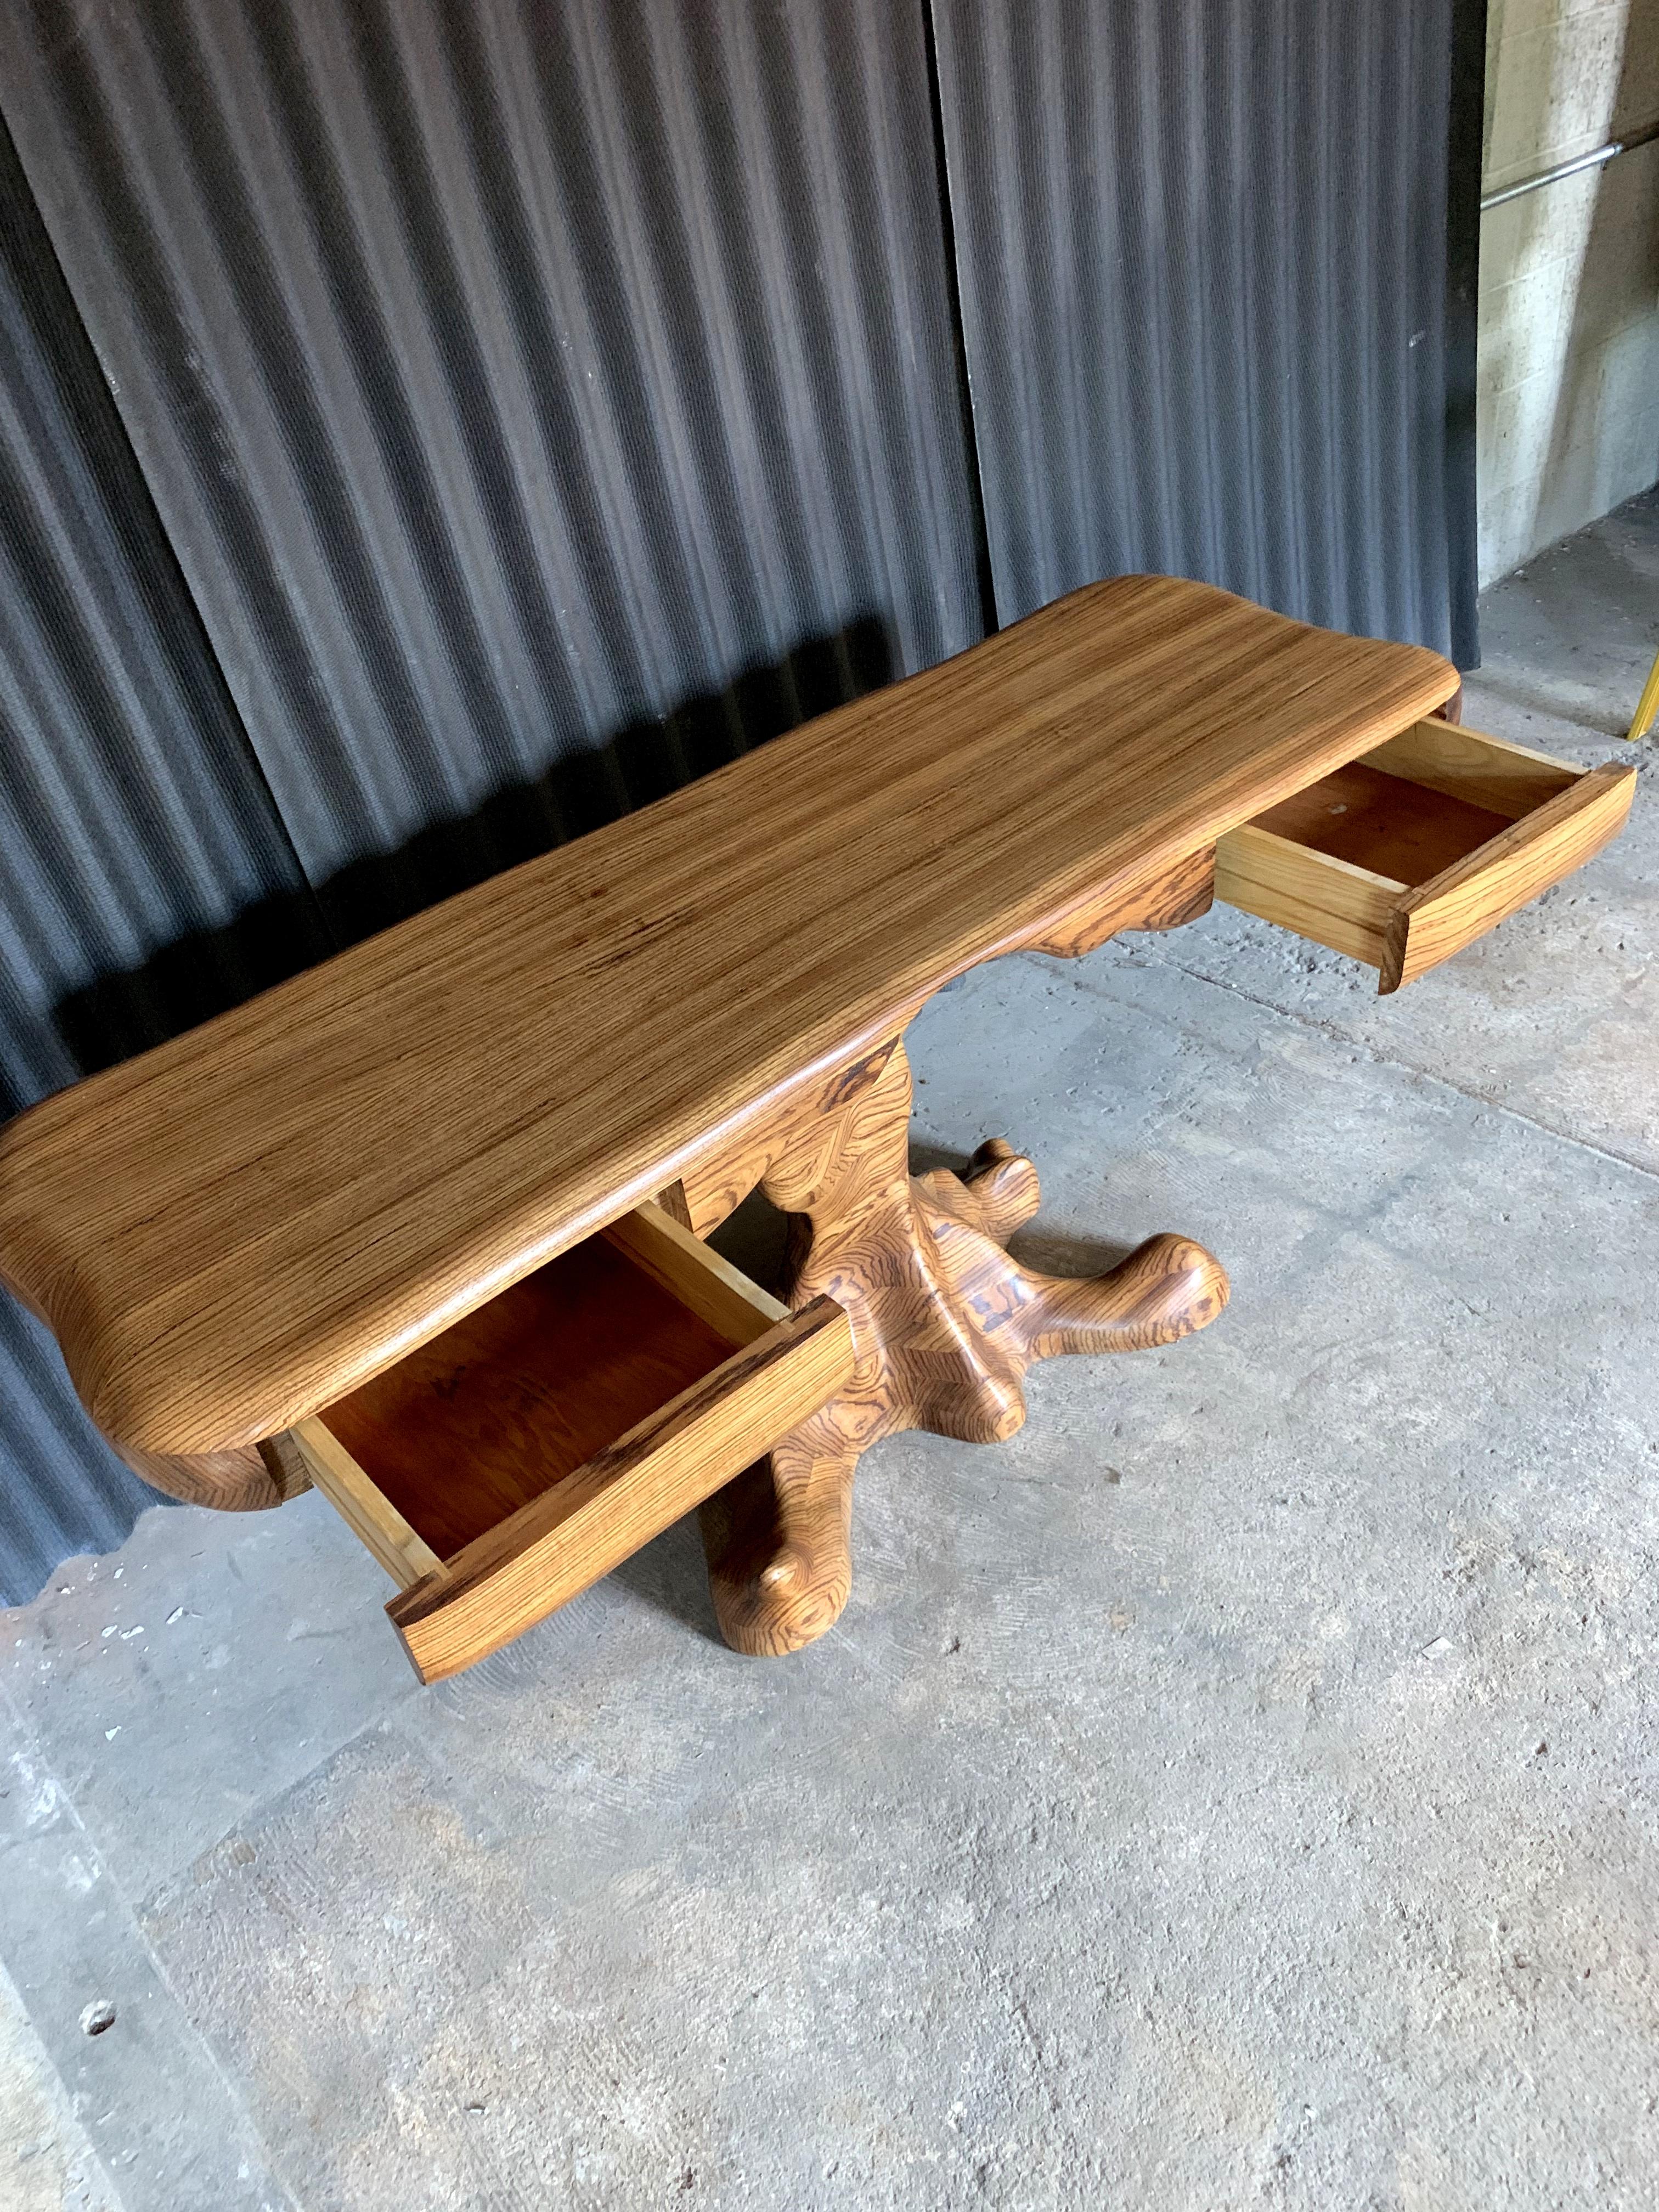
(0, 0, 985, 1598)
(930, 0, 1472, 659)
(0, 0, 986, 936)
(0, 112, 331, 1602)
(1445, 0, 1486, 664)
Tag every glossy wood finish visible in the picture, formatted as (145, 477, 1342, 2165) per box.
(1384, 759, 1635, 991)
(1249, 763, 1513, 885)
(698, 1039, 1228, 1655)
(287, 1202, 855, 1678)
(1627, 648, 1659, 743)
(287, 1417, 444, 1586)
(673, 845, 1221, 1242)
(292, 1028, 1226, 1671)
(114, 1437, 308, 1514)
(10, 576, 1641, 1674)
(1017, 842, 1217, 960)
(1216, 721, 1635, 993)
(318, 1226, 760, 1560)
(388, 1296, 854, 1681)
(1363, 718, 1578, 817)
(601, 1199, 786, 1344)
(0, 577, 1457, 1460)
(1214, 823, 1400, 969)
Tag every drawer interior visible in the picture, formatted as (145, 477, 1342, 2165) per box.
(1215, 720, 1633, 992)
(1248, 760, 1513, 889)
(320, 1231, 754, 1561)
(287, 1200, 856, 1679)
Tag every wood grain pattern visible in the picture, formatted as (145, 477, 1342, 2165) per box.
(652, 1180, 696, 1232)
(1629, 649, 1659, 743)
(113, 1438, 304, 1513)
(601, 1198, 785, 1344)
(1017, 843, 1217, 958)
(1383, 758, 1636, 991)
(698, 1039, 1229, 1656)
(663, 1032, 909, 1243)
(256, 1430, 315, 1504)
(280, 1201, 854, 1672)
(674, 1133, 780, 1243)
(1250, 763, 1511, 887)
(0, 577, 1455, 1455)
(1362, 718, 1579, 820)
(1217, 725, 1636, 994)
(1213, 823, 1402, 967)
(387, 1296, 856, 1682)
(287, 1417, 445, 1587)
(319, 1228, 744, 1560)
(651, 857, 1217, 1241)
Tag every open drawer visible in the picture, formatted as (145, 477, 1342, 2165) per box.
(285, 1203, 855, 1681)
(1214, 720, 1636, 992)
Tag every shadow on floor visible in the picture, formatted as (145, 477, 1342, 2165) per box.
(606, 1512, 726, 1647)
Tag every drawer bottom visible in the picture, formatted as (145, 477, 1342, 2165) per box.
(289, 1203, 855, 1680)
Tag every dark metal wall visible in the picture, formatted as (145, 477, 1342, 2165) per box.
(0, 109, 335, 1598)
(0, 0, 987, 1598)
(2, 0, 985, 934)
(0, 0, 1478, 1602)
(932, 0, 1476, 662)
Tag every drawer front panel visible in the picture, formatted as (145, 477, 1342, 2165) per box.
(1216, 724, 1635, 992)
(1213, 824, 1397, 968)
(387, 1295, 855, 1683)
(1385, 759, 1635, 991)
(291, 1201, 854, 1680)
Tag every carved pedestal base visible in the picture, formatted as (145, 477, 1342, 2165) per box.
(698, 1037, 1227, 1655)
(132, 999, 1224, 1664)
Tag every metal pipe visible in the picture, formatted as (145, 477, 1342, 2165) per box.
(1482, 118, 1659, 211)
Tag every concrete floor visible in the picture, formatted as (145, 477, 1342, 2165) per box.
(4, 489, 1657, 2212)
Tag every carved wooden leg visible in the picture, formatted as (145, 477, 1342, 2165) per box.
(699, 1036, 1228, 1654)
(698, 1419, 860, 1656)
(941, 1136, 1042, 1239)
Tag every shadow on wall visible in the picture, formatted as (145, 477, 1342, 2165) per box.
(0, 613, 896, 1606)
(50, 613, 896, 1077)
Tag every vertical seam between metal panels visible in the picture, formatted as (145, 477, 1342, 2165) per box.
(922, 0, 997, 638)
(0, 94, 337, 949)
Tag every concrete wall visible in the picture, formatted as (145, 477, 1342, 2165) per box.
(1479, 0, 1659, 583)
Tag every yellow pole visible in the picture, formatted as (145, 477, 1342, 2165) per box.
(1629, 648, 1659, 741)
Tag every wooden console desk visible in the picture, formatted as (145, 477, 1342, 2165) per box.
(0, 578, 1634, 1679)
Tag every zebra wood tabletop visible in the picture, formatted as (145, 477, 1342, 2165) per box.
(0, 577, 1455, 1458)
(14, 572, 1629, 1675)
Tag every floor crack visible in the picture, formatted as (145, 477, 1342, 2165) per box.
(1025, 944, 1659, 1189)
